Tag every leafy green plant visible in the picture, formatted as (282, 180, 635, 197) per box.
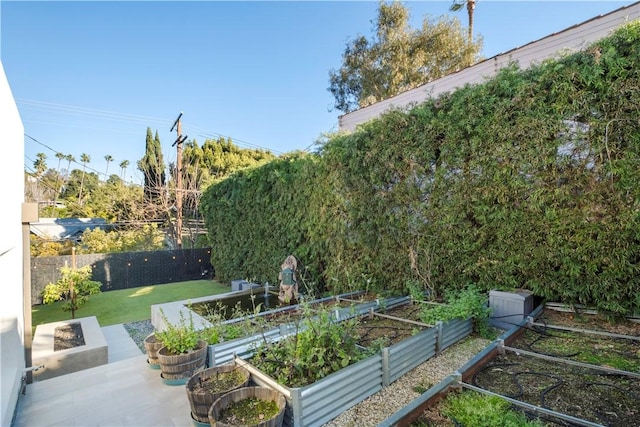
(200, 297, 265, 343)
(441, 391, 545, 427)
(155, 308, 201, 355)
(405, 279, 426, 303)
(251, 303, 365, 387)
(200, 22, 640, 317)
(42, 265, 102, 319)
(419, 285, 494, 338)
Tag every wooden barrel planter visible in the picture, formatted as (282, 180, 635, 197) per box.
(157, 340, 208, 386)
(208, 386, 286, 427)
(186, 364, 251, 425)
(143, 333, 163, 370)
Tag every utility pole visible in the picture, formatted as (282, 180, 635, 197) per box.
(171, 112, 187, 249)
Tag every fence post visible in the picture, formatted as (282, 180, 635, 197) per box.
(382, 348, 390, 387)
(436, 321, 443, 354)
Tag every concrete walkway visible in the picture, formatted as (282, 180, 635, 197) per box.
(101, 324, 144, 363)
(12, 325, 195, 427)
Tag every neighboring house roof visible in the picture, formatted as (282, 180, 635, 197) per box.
(338, 1, 640, 132)
(30, 218, 111, 241)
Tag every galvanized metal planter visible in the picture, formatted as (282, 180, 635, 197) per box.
(378, 306, 544, 426)
(438, 317, 474, 351)
(206, 295, 408, 368)
(230, 308, 473, 427)
(383, 327, 438, 386)
(236, 353, 385, 427)
(208, 327, 283, 367)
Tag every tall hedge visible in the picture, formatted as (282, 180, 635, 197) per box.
(199, 154, 329, 293)
(201, 21, 640, 315)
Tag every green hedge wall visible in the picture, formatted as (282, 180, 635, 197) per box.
(201, 21, 640, 315)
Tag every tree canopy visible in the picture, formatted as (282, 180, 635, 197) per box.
(328, 0, 482, 114)
(138, 127, 166, 202)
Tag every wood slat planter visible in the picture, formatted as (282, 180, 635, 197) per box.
(208, 386, 287, 427)
(186, 364, 251, 424)
(143, 333, 163, 370)
(157, 340, 208, 385)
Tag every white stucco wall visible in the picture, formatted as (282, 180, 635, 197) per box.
(0, 60, 26, 427)
(339, 2, 640, 132)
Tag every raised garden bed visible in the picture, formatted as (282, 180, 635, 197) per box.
(231, 306, 472, 427)
(206, 294, 408, 367)
(356, 303, 428, 347)
(32, 316, 108, 381)
(383, 305, 640, 427)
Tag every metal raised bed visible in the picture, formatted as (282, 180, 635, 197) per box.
(207, 293, 404, 367)
(376, 304, 640, 427)
(229, 301, 473, 427)
(236, 352, 385, 427)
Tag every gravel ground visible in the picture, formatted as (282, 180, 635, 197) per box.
(322, 336, 491, 427)
(123, 319, 155, 352)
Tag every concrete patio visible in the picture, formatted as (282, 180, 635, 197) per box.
(13, 324, 195, 427)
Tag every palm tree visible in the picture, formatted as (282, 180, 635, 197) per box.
(55, 152, 65, 172)
(78, 153, 90, 205)
(55, 152, 65, 195)
(104, 155, 114, 181)
(32, 153, 47, 200)
(450, 0, 477, 43)
(119, 159, 130, 182)
(65, 154, 75, 179)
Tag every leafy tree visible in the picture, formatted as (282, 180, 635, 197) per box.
(450, 0, 477, 42)
(31, 239, 72, 257)
(40, 169, 64, 202)
(42, 264, 102, 319)
(138, 128, 166, 202)
(77, 223, 165, 253)
(61, 169, 100, 215)
(328, 0, 482, 113)
(33, 152, 47, 178)
(174, 137, 275, 248)
(198, 137, 275, 180)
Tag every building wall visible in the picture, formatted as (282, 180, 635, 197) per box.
(339, 2, 640, 132)
(0, 61, 26, 426)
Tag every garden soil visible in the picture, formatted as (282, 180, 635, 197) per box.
(54, 322, 85, 351)
(417, 308, 640, 427)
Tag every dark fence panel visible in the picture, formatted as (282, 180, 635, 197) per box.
(31, 248, 213, 305)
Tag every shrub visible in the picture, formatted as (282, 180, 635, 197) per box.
(419, 285, 494, 338)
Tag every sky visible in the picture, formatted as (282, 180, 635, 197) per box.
(1, 0, 637, 185)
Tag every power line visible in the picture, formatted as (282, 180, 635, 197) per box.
(18, 98, 170, 127)
(25, 134, 111, 178)
(24, 133, 143, 185)
(18, 98, 286, 155)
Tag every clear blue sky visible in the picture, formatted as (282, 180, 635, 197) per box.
(1, 1, 635, 184)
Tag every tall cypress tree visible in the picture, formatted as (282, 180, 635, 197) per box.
(138, 127, 166, 202)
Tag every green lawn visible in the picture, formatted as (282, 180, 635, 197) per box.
(32, 280, 230, 328)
